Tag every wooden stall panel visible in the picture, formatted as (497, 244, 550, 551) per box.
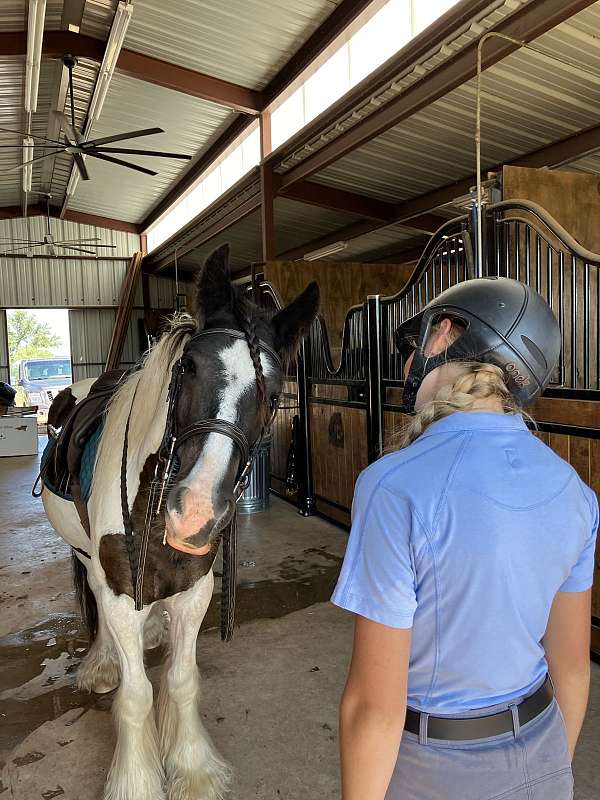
(310, 402, 368, 512)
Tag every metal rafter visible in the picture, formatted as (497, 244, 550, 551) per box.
(0, 30, 262, 114)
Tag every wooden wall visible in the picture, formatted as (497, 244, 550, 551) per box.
(265, 260, 414, 351)
(503, 165, 600, 252)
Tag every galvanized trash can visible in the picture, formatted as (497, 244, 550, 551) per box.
(237, 435, 271, 514)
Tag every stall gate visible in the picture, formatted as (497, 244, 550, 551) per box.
(257, 200, 600, 656)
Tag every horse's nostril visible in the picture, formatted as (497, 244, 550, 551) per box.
(168, 485, 188, 516)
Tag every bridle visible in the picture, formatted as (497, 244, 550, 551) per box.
(120, 327, 282, 638)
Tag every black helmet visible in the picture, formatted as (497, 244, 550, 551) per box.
(395, 277, 561, 413)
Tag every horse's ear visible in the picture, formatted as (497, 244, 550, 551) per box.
(271, 281, 320, 361)
(193, 243, 233, 325)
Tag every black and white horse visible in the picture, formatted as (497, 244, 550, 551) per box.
(41, 244, 319, 800)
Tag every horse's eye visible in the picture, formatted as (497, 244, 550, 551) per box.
(182, 356, 196, 376)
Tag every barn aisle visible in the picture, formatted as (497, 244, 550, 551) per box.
(1, 442, 598, 799)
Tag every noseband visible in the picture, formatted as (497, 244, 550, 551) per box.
(120, 327, 282, 635)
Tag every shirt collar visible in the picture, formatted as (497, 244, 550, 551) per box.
(418, 411, 529, 439)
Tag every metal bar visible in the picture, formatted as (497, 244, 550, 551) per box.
(571, 255, 577, 388)
(584, 262, 590, 389)
(366, 296, 383, 463)
(296, 338, 315, 517)
(558, 251, 565, 385)
(515, 222, 521, 281)
(536, 234, 542, 293)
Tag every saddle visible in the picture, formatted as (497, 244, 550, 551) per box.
(39, 369, 128, 531)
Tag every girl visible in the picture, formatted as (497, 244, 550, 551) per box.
(332, 277, 597, 800)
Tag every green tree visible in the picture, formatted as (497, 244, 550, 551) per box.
(8, 310, 61, 382)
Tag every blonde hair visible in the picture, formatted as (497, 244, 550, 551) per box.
(392, 320, 532, 450)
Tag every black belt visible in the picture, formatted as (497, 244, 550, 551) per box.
(405, 675, 553, 741)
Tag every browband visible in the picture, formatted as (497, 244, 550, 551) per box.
(188, 327, 282, 370)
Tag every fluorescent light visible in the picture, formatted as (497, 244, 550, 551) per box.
(303, 241, 347, 260)
(22, 137, 34, 192)
(25, 0, 46, 113)
(84, 1, 132, 133)
(66, 1, 132, 198)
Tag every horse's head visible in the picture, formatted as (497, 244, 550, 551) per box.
(164, 244, 319, 556)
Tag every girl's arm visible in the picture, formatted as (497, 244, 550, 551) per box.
(543, 588, 591, 759)
(340, 615, 412, 800)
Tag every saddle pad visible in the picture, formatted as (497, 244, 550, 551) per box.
(80, 422, 103, 502)
(40, 437, 73, 501)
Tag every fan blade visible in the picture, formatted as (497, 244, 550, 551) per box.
(53, 111, 82, 145)
(84, 128, 164, 148)
(0, 126, 65, 146)
(0, 144, 62, 149)
(0, 244, 41, 254)
(61, 246, 100, 255)
(92, 146, 191, 160)
(55, 237, 102, 243)
(73, 152, 90, 181)
(55, 239, 117, 249)
(6, 152, 62, 172)
(87, 151, 158, 176)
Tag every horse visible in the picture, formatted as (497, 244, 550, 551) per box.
(40, 243, 319, 800)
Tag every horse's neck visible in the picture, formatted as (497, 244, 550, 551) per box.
(89, 375, 169, 537)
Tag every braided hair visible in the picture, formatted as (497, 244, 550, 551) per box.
(233, 294, 270, 428)
(391, 320, 532, 450)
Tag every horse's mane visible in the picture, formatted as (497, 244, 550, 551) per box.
(92, 313, 198, 487)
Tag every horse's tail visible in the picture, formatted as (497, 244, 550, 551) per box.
(72, 551, 98, 642)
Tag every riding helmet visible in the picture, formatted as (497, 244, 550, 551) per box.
(395, 276, 561, 412)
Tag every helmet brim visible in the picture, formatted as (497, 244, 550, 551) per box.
(394, 309, 426, 355)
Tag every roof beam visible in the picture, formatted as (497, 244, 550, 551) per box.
(0, 30, 262, 113)
(0, 203, 141, 233)
(280, 180, 399, 222)
(276, 216, 433, 262)
(278, 0, 597, 189)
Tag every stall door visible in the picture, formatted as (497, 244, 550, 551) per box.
(69, 308, 145, 383)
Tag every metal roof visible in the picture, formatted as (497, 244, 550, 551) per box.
(305, 4, 600, 203)
(81, 0, 345, 90)
(1, 2, 64, 31)
(274, 197, 361, 256)
(178, 210, 262, 273)
(326, 222, 429, 262)
(67, 71, 234, 222)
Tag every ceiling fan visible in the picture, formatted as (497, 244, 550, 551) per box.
(2, 55, 192, 182)
(0, 194, 118, 256)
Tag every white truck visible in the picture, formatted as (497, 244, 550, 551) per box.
(17, 357, 72, 422)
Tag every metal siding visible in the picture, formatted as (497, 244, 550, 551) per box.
(0, 216, 139, 256)
(0, 58, 26, 208)
(309, 4, 600, 202)
(0, 258, 133, 308)
(69, 306, 144, 381)
(148, 275, 178, 309)
(67, 71, 234, 223)
(0, 310, 8, 383)
(81, 0, 344, 90)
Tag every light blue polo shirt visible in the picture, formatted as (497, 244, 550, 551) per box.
(332, 411, 598, 714)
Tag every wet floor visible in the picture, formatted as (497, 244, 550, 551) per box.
(0, 437, 347, 769)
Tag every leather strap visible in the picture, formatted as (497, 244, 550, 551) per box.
(176, 418, 250, 466)
(404, 675, 553, 741)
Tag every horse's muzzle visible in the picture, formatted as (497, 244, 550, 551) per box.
(164, 492, 234, 557)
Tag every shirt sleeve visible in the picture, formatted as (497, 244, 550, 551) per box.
(559, 485, 599, 593)
(331, 474, 417, 628)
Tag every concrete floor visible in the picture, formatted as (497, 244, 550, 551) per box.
(0, 441, 598, 799)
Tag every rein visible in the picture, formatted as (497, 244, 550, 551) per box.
(120, 326, 281, 642)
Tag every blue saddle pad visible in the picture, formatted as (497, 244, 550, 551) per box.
(41, 422, 103, 503)
(80, 422, 103, 502)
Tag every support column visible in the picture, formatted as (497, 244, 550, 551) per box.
(296, 338, 315, 517)
(366, 295, 384, 463)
